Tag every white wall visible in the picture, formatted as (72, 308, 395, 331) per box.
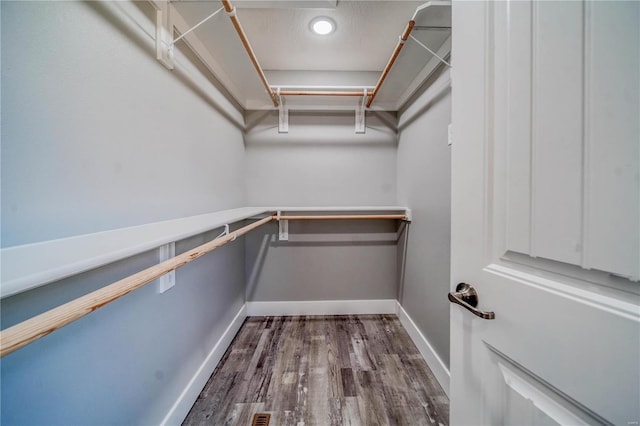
(245, 111, 397, 206)
(396, 70, 452, 368)
(1, 2, 246, 424)
(1, 1, 245, 248)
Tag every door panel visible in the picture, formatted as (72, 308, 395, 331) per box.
(585, 1, 640, 278)
(530, 1, 584, 266)
(504, 0, 532, 256)
(500, 0, 639, 279)
(481, 263, 639, 425)
(451, 1, 640, 425)
(488, 345, 607, 426)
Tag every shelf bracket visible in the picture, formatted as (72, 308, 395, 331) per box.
(277, 211, 289, 241)
(277, 89, 289, 133)
(155, 0, 174, 70)
(409, 34, 451, 68)
(355, 89, 367, 134)
(172, 6, 224, 47)
(157, 242, 176, 293)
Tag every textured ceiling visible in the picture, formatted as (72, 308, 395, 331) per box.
(171, 0, 451, 110)
(235, 2, 424, 71)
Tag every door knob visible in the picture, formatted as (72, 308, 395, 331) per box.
(448, 283, 495, 320)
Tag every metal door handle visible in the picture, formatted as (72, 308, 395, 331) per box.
(448, 283, 495, 320)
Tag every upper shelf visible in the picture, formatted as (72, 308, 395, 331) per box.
(375, 0, 452, 108)
(164, 0, 451, 111)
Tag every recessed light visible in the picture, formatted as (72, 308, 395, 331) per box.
(310, 16, 336, 36)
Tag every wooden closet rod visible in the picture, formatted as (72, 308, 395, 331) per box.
(367, 20, 415, 108)
(221, 0, 279, 107)
(215, 3, 415, 107)
(277, 90, 368, 97)
(0, 216, 273, 358)
(277, 214, 408, 221)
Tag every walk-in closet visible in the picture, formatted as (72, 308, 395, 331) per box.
(1, 1, 638, 425)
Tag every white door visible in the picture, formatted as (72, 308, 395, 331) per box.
(450, 1, 640, 425)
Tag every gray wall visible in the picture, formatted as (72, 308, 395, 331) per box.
(244, 112, 399, 301)
(246, 218, 399, 302)
(1, 232, 245, 425)
(244, 111, 398, 206)
(396, 70, 452, 368)
(1, 2, 453, 424)
(1, 0, 245, 247)
(1, 2, 246, 424)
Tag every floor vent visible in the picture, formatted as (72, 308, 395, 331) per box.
(251, 413, 270, 426)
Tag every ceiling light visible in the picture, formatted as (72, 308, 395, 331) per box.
(310, 17, 336, 36)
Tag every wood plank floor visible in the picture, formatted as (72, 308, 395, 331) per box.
(183, 315, 449, 426)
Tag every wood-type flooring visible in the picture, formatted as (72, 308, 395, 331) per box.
(183, 315, 449, 426)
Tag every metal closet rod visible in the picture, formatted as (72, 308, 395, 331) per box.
(0, 212, 407, 357)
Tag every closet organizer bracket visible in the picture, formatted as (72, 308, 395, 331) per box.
(277, 211, 289, 241)
(355, 89, 367, 134)
(157, 242, 176, 293)
(152, 0, 174, 69)
(409, 35, 451, 68)
(277, 90, 289, 134)
(169, 5, 225, 61)
(273, 86, 372, 134)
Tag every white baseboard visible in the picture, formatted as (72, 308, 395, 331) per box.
(396, 302, 450, 396)
(246, 299, 397, 316)
(160, 304, 247, 426)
